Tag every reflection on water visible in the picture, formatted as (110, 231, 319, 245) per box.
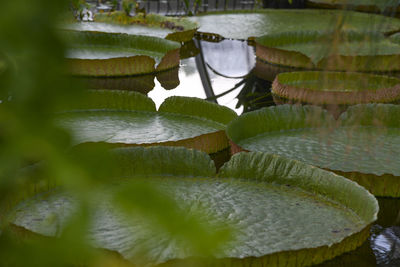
(150, 39, 261, 113)
(200, 39, 255, 77)
(372, 226, 400, 267)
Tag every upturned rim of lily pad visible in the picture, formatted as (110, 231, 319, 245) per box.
(256, 30, 400, 72)
(272, 71, 400, 105)
(63, 30, 181, 77)
(62, 90, 237, 154)
(76, 65, 180, 93)
(4, 146, 378, 266)
(227, 104, 400, 197)
(306, 0, 400, 14)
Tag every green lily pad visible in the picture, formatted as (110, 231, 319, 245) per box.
(189, 9, 400, 40)
(306, 0, 400, 14)
(227, 104, 400, 197)
(272, 71, 400, 105)
(63, 12, 197, 43)
(390, 32, 400, 44)
(58, 90, 237, 154)
(256, 31, 400, 72)
(95, 11, 197, 42)
(9, 146, 378, 266)
(63, 30, 181, 77)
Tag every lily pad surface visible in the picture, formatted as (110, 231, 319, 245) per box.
(10, 146, 378, 266)
(63, 12, 197, 42)
(57, 90, 237, 154)
(272, 71, 400, 105)
(256, 31, 400, 72)
(189, 9, 400, 40)
(227, 104, 400, 196)
(63, 30, 181, 76)
(306, 0, 400, 13)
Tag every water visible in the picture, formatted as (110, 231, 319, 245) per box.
(150, 39, 258, 114)
(74, 36, 400, 266)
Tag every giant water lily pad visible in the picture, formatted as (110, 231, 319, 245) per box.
(9, 146, 378, 266)
(256, 31, 400, 72)
(306, 0, 400, 14)
(272, 71, 400, 105)
(63, 12, 197, 43)
(189, 9, 400, 40)
(227, 104, 400, 197)
(64, 30, 181, 76)
(58, 90, 237, 154)
(94, 12, 197, 42)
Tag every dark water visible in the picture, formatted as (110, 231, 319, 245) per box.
(79, 37, 400, 266)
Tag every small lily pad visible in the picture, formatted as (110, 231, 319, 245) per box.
(227, 104, 400, 197)
(58, 90, 237, 154)
(189, 9, 400, 40)
(9, 146, 378, 266)
(256, 31, 400, 72)
(272, 71, 400, 105)
(63, 30, 181, 77)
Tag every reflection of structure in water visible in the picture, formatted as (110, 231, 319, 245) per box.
(194, 38, 274, 112)
(371, 226, 400, 267)
(200, 39, 255, 78)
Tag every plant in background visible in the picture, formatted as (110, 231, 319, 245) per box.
(183, 0, 203, 15)
(110, 0, 119, 11)
(122, 0, 136, 16)
(70, 0, 91, 21)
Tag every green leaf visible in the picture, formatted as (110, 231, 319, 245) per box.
(272, 71, 400, 105)
(58, 90, 235, 154)
(256, 31, 400, 72)
(227, 104, 400, 196)
(113, 146, 216, 178)
(158, 96, 238, 125)
(306, 0, 400, 13)
(10, 146, 378, 266)
(92, 11, 198, 42)
(227, 104, 334, 143)
(62, 30, 181, 76)
(63, 89, 156, 112)
(189, 9, 400, 40)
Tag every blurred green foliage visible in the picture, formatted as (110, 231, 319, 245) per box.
(122, 0, 136, 16)
(0, 1, 231, 266)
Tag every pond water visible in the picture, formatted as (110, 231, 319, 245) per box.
(79, 36, 400, 266)
(149, 39, 258, 114)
